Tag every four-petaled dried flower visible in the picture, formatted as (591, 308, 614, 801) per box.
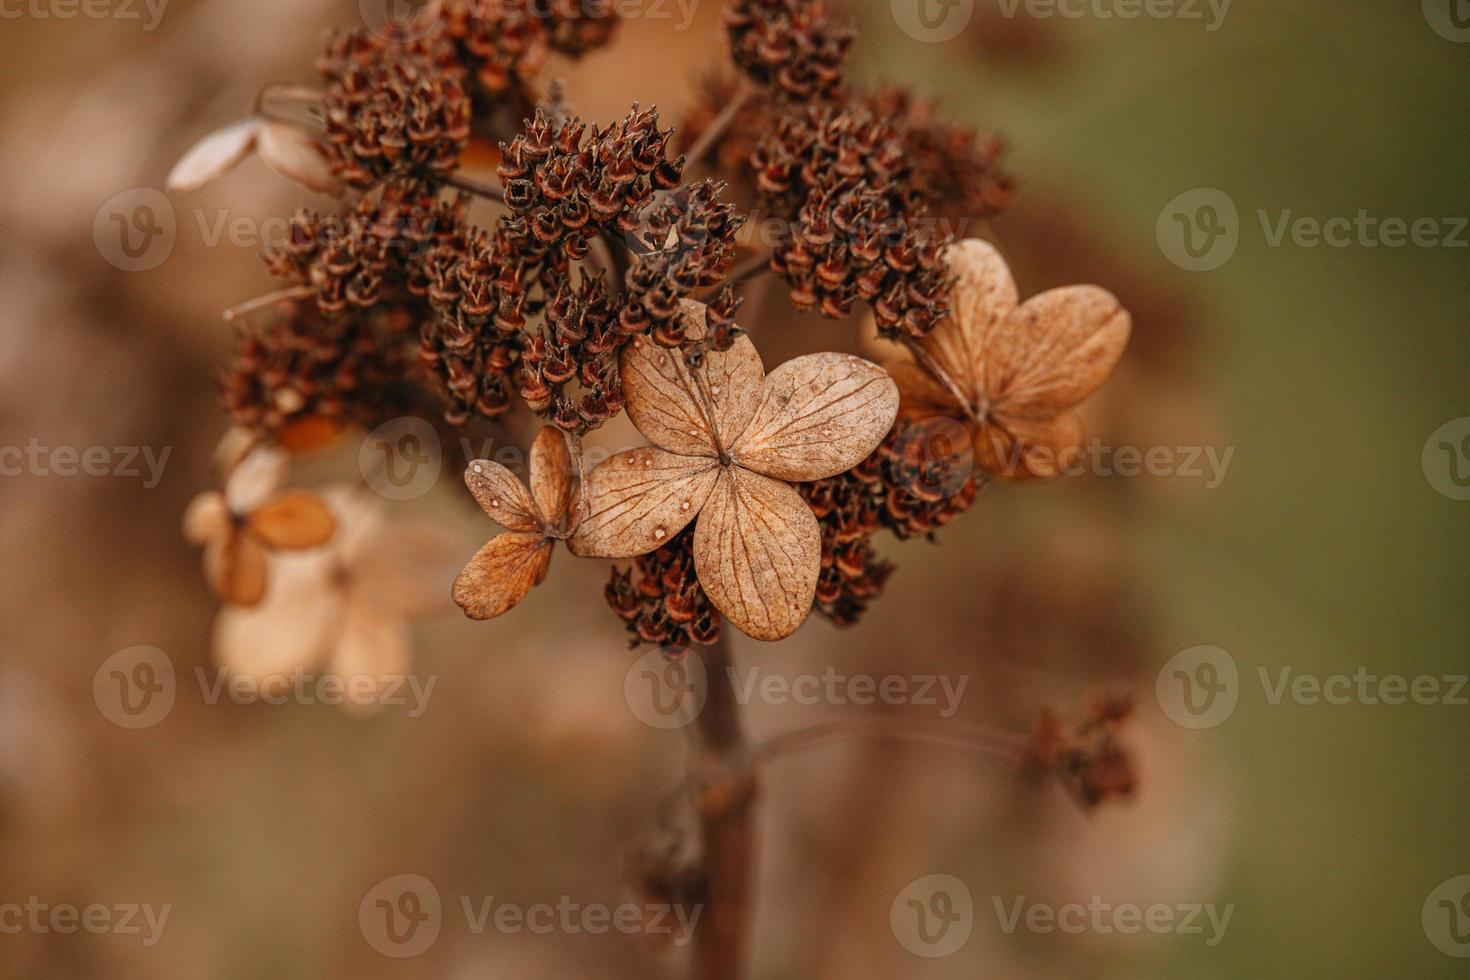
(884, 239, 1131, 479)
(570, 301, 898, 641)
(183, 448, 337, 606)
(213, 489, 461, 709)
(166, 116, 341, 196)
(454, 426, 581, 619)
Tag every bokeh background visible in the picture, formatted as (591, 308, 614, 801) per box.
(0, 0, 1466, 976)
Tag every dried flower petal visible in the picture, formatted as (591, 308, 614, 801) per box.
(465, 459, 542, 533)
(204, 530, 269, 606)
(569, 449, 719, 559)
(167, 118, 264, 192)
(452, 532, 553, 620)
(257, 122, 342, 196)
(246, 491, 338, 549)
(528, 426, 576, 531)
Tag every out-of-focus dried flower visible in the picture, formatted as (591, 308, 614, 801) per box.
(167, 117, 265, 191)
(1025, 696, 1138, 811)
(751, 104, 950, 338)
(212, 488, 461, 706)
(167, 117, 341, 196)
(724, 0, 852, 102)
(570, 301, 898, 641)
(883, 239, 1130, 479)
(454, 427, 580, 619)
(183, 448, 336, 606)
(319, 29, 471, 188)
(605, 525, 721, 648)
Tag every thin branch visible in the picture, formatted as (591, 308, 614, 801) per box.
(685, 81, 756, 172)
(754, 718, 1029, 777)
(222, 286, 313, 322)
(445, 172, 506, 203)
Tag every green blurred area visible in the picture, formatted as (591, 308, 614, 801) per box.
(865, 2, 1468, 975)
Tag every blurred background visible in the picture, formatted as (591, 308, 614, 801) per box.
(0, 0, 1466, 976)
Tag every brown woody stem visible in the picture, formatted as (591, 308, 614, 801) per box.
(446, 172, 506, 203)
(684, 81, 756, 172)
(689, 632, 755, 980)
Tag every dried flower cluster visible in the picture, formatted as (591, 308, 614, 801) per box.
(724, 0, 852, 101)
(1025, 697, 1138, 810)
(605, 525, 721, 648)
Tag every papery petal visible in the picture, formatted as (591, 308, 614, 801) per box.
(212, 550, 340, 676)
(166, 118, 263, 192)
(693, 468, 821, 642)
(464, 459, 540, 532)
(975, 411, 1085, 481)
(528, 427, 577, 531)
(204, 529, 269, 606)
(225, 446, 288, 512)
(183, 491, 228, 545)
(986, 286, 1130, 417)
(452, 533, 553, 621)
(257, 122, 342, 196)
(732, 353, 899, 482)
(887, 361, 968, 419)
(620, 303, 764, 457)
(915, 239, 1018, 408)
(329, 597, 414, 710)
(567, 448, 718, 559)
(248, 491, 337, 549)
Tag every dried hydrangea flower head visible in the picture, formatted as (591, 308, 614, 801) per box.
(212, 488, 461, 708)
(885, 239, 1131, 479)
(724, 0, 853, 102)
(183, 447, 336, 605)
(454, 426, 581, 619)
(570, 301, 899, 641)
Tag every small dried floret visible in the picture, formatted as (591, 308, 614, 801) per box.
(1025, 696, 1138, 811)
(724, 0, 852, 102)
(606, 526, 722, 648)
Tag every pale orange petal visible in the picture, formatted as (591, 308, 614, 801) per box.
(567, 448, 719, 559)
(247, 491, 337, 549)
(204, 529, 269, 606)
(528, 427, 576, 531)
(975, 412, 1085, 481)
(183, 491, 229, 545)
(166, 118, 262, 192)
(619, 302, 764, 457)
(915, 239, 1018, 407)
(452, 533, 553, 621)
(692, 468, 821, 642)
(257, 122, 341, 196)
(732, 353, 899, 482)
(464, 459, 540, 532)
(986, 286, 1130, 417)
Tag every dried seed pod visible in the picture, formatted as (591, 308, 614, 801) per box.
(605, 526, 722, 649)
(724, 0, 852, 102)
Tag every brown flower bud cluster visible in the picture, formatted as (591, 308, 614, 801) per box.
(605, 526, 722, 648)
(723, 0, 852, 102)
(752, 104, 950, 338)
(440, 0, 619, 98)
(318, 29, 471, 188)
(866, 85, 1016, 222)
(220, 303, 414, 442)
(415, 221, 528, 425)
(623, 180, 745, 348)
(521, 271, 626, 432)
(263, 181, 457, 317)
(799, 417, 978, 626)
(1024, 696, 1137, 811)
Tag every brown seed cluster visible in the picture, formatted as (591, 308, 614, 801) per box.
(799, 417, 980, 626)
(1025, 696, 1138, 811)
(319, 30, 472, 188)
(724, 0, 852, 102)
(606, 526, 722, 648)
(220, 302, 416, 442)
(752, 104, 950, 338)
(522, 271, 626, 431)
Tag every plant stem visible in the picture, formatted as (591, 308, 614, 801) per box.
(689, 632, 755, 980)
(684, 81, 756, 172)
(445, 172, 506, 203)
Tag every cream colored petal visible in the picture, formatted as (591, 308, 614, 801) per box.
(692, 468, 821, 642)
(204, 529, 269, 606)
(225, 446, 289, 512)
(975, 411, 1085, 481)
(464, 459, 541, 533)
(166, 118, 263, 192)
(212, 551, 340, 677)
(183, 491, 228, 545)
(619, 303, 764, 457)
(351, 518, 463, 619)
(247, 491, 337, 550)
(567, 448, 718, 559)
(452, 533, 553, 621)
(914, 239, 1019, 406)
(329, 596, 413, 706)
(528, 427, 577, 531)
(986, 286, 1130, 417)
(732, 353, 899, 482)
(257, 122, 342, 196)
